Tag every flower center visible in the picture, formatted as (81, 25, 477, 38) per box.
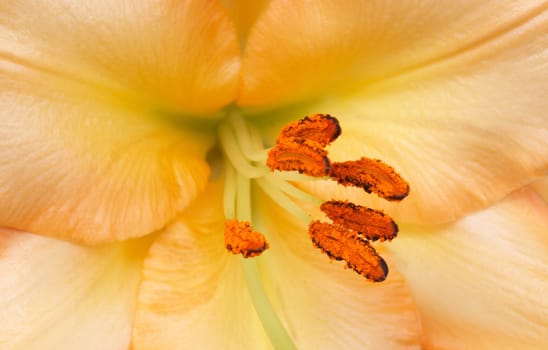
(219, 112, 409, 279)
(217, 111, 409, 348)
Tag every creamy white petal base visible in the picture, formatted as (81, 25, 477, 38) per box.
(389, 188, 548, 349)
(0, 229, 149, 350)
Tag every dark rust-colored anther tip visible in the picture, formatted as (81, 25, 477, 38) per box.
(329, 157, 410, 201)
(377, 257, 389, 282)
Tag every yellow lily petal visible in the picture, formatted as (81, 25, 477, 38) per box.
(132, 184, 272, 349)
(296, 73, 547, 223)
(220, 0, 271, 44)
(253, 194, 422, 349)
(0, 228, 149, 350)
(0, 0, 242, 243)
(0, 0, 240, 114)
(255, 4, 548, 224)
(389, 188, 548, 349)
(0, 74, 212, 243)
(239, 0, 546, 107)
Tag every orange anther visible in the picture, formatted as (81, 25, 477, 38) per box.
(267, 138, 330, 177)
(320, 200, 398, 241)
(308, 221, 388, 282)
(276, 114, 341, 147)
(264, 114, 409, 283)
(224, 220, 269, 258)
(329, 157, 410, 201)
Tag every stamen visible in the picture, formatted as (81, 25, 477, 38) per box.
(219, 112, 298, 350)
(256, 177, 311, 223)
(276, 113, 341, 147)
(308, 221, 388, 282)
(227, 111, 270, 162)
(329, 157, 410, 201)
(223, 159, 237, 220)
(267, 138, 330, 177)
(241, 259, 298, 350)
(218, 122, 268, 178)
(320, 200, 398, 241)
(262, 114, 410, 283)
(225, 219, 269, 258)
(264, 174, 323, 206)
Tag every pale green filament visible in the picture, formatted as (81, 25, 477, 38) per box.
(247, 121, 268, 156)
(241, 259, 298, 350)
(256, 177, 311, 223)
(223, 159, 237, 220)
(264, 174, 323, 206)
(218, 122, 268, 178)
(227, 111, 269, 162)
(236, 172, 251, 221)
(235, 173, 298, 350)
(219, 114, 298, 350)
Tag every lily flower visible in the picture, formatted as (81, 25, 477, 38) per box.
(1, 0, 547, 349)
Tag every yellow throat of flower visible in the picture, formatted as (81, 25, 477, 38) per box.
(217, 112, 409, 349)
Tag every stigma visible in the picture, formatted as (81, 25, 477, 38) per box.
(218, 113, 409, 282)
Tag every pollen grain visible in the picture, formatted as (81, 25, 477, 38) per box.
(224, 220, 269, 258)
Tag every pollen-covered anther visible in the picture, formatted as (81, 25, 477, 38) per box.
(224, 220, 269, 258)
(308, 221, 388, 282)
(276, 114, 341, 147)
(329, 157, 410, 201)
(320, 200, 398, 241)
(267, 138, 330, 177)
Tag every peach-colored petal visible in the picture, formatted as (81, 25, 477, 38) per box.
(0, 0, 240, 114)
(531, 177, 548, 203)
(0, 73, 212, 243)
(0, 1, 239, 243)
(220, 0, 271, 44)
(0, 228, 150, 350)
(0, 0, 241, 243)
(239, 0, 546, 108)
(252, 193, 422, 349)
(255, 4, 548, 224)
(389, 188, 548, 349)
(132, 184, 272, 349)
